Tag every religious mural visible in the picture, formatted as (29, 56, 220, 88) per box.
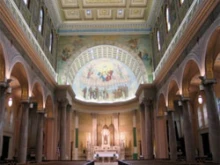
(73, 58, 137, 102)
(58, 35, 153, 84)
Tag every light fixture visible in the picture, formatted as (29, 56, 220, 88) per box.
(198, 94, 203, 104)
(178, 100, 182, 106)
(30, 103, 34, 108)
(8, 97, 13, 107)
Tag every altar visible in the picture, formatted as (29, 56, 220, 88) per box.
(86, 122, 125, 161)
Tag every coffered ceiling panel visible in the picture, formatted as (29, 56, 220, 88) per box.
(45, 0, 163, 35)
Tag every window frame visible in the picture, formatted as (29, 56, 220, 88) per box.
(156, 30, 161, 51)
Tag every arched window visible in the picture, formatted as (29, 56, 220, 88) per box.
(165, 6, 171, 32)
(180, 0, 185, 5)
(38, 8, 44, 33)
(49, 31, 53, 53)
(157, 30, 161, 51)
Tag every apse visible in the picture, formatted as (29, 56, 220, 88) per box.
(73, 58, 138, 103)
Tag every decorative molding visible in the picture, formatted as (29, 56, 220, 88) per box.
(3, 0, 57, 81)
(58, 22, 151, 35)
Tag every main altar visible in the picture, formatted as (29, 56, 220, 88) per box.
(86, 119, 125, 161)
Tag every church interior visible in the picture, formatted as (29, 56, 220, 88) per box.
(1, 0, 220, 164)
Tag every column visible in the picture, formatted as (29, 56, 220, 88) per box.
(201, 78, 220, 163)
(36, 111, 45, 163)
(140, 105, 145, 157)
(74, 111, 79, 160)
(92, 113, 97, 146)
(181, 98, 195, 161)
(167, 110, 177, 160)
(133, 110, 138, 159)
(0, 81, 9, 157)
(66, 105, 71, 159)
(113, 113, 119, 146)
(156, 116, 168, 158)
(18, 101, 29, 163)
(60, 100, 68, 160)
(144, 99, 153, 159)
(45, 118, 54, 160)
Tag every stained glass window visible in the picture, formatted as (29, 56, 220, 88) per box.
(49, 31, 53, 53)
(166, 6, 171, 32)
(38, 8, 44, 33)
(157, 30, 161, 51)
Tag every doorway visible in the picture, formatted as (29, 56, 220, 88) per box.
(1, 136, 10, 160)
(201, 133, 211, 157)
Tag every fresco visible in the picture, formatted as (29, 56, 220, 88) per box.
(73, 58, 138, 102)
(57, 35, 153, 84)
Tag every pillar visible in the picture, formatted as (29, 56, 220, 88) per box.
(36, 111, 45, 162)
(18, 101, 29, 163)
(0, 81, 9, 157)
(167, 110, 177, 160)
(113, 113, 119, 146)
(74, 111, 79, 160)
(92, 113, 97, 146)
(140, 105, 145, 157)
(144, 99, 153, 159)
(200, 77, 220, 162)
(45, 117, 54, 160)
(60, 100, 68, 160)
(66, 105, 71, 159)
(133, 110, 138, 159)
(155, 116, 168, 158)
(181, 98, 195, 161)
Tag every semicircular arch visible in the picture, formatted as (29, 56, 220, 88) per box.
(181, 59, 201, 98)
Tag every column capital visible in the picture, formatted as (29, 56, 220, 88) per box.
(58, 98, 69, 108)
(180, 96, 190, 102)
(199, 76, 217, 86)
(142, 98, 152, 106)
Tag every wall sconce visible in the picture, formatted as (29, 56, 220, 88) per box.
(198, 95, 203, 104)
(8, 97, 13, 107)
(29, 103, 34, 108)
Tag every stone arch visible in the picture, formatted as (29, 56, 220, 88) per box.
(167, 79, 180, 110)
(0, 44, 5, 81)
(204, 27, 220, 79)
(10, 62, 29, 100)
(182, 59, 201, 98)
(59, 44, 148, 85)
